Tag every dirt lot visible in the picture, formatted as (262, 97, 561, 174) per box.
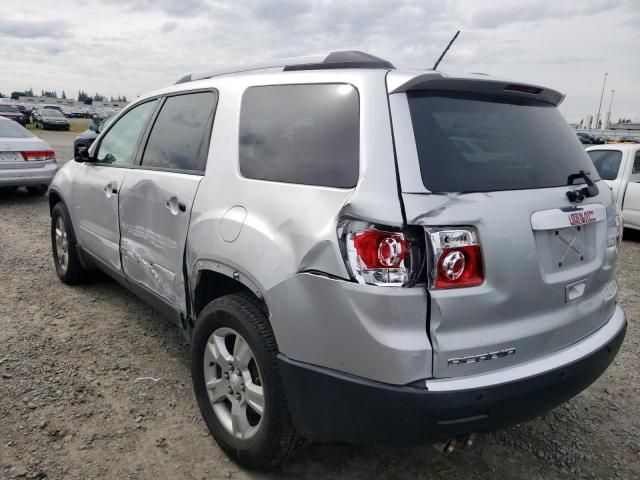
(1, 128, 639, 479)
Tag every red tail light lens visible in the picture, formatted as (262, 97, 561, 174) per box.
(427, 228, 484, 289)
(21, 150, 55, 161)
(353, 230, 407, 269)
(338, 220, 426, 287)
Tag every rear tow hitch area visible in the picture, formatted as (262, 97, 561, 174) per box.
(433, 434, 477, 456)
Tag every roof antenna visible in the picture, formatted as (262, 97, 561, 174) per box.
(433, 30, 460, 70)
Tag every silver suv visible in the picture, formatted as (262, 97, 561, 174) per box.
(48, 51, 626, 469)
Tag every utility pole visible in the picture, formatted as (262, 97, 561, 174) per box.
(604, 89, 615, 130)
(595, 72, 608, 130)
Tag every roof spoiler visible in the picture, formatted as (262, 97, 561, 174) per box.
(388, 72, 565, 106)
(175, 51, 394, 84)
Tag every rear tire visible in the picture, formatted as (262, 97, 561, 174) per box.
(192, 293, 306, 469)
(51, 202, 88, 284)
(27, 185, 48, 196)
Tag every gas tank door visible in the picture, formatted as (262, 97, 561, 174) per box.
(220, 206, 247, 243)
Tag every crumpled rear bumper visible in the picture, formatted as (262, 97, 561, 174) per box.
(279, 306, 626, 446)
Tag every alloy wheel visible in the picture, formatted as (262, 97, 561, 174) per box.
(203, 327, 265, 440)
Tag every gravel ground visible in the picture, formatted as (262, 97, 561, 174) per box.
(1, 128, 639, 479)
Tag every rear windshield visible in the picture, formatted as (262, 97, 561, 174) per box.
(407, 91, 598, 193)
(43, 110, 64, 118)
(586, 150, 622, 180)
(0, 120, 32, 138)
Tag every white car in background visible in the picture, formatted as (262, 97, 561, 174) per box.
(0, 117, 58, 195)
(587, 144, 640, 230)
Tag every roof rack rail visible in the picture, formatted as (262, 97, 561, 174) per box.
(175, 50, 394, 84)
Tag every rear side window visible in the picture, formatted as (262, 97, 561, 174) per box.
(407, 91, 598, 193)
(633, 150, 640, 174)
(586, 150, 623, 180)
(141, 91, 217, 172)
(239, 84, 359, 188)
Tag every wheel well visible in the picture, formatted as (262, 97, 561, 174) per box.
(48, 190, 62, 214)
(193, 270, 264, 318)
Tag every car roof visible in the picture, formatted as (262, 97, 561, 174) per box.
(133, 50, 564, 107)
(586, 144, 638, 152)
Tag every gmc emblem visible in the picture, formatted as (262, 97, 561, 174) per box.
(569, 210, 595, 226)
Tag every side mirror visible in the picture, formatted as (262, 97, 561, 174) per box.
(75, 146, 91, 163)
(89, 123, 98, 132)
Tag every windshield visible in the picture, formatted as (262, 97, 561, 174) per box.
(407, 91, 599, 193)
(0, 120, 32, 138)
(43, 110, 64, 118)
(587, 150, 623, 180)
(0, 105, 18, 113)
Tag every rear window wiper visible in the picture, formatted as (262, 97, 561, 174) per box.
(566, 170, 599, 203)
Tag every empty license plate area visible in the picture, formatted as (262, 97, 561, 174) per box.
(531, 205, 605, 276)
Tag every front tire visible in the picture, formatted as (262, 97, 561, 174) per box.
(192, 293, 305, 469)
(51, 202, 88, 284)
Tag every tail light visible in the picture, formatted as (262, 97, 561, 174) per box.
(21, 150, 55, 161)
(338, 220, 425, 287)
(426, 227, 484, 289)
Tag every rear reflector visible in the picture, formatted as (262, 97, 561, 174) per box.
(21, 150, 55, 161)
(427, 227, 484, 289)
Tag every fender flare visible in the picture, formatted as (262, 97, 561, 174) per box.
(189, 259, 264, 301)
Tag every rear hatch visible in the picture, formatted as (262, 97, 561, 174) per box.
(388, 73, 619, 379)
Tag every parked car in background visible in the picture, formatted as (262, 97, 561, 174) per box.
(577, 134, 592, 145)
(0, 105, 26, 126)
(14, 104, 30, 124)
(577, 132, 603, 144)
(30, 105, 64, 123)
(73, 114, 115, 160)
(618, 136, 638, 144)
(49, 51, 625, 469)
(0, 117, 58, 194)
(34, 109, 70, 131)
(587, 144, 640, 230)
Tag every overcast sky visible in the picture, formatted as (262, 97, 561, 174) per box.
(0, 0, 637, 122)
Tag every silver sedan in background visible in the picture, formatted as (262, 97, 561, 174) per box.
(0, 117, 58, 195)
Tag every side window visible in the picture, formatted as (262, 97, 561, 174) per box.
(141, 91, 217, 172)
(239, 84, 359, 188)
(633, 150, 640, 174)
(95, 100, 157, 166)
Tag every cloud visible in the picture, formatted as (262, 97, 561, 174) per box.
(470, 0, 622, 29)
(0, 18, 69, 38)
(103, 0, 211, 17)
(161, 21, 178, 33)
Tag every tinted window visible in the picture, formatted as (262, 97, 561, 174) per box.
(0, 119, 32, 138)
(634, 151, 640, 174)
(239, 84, 359, 188)
(0, 105, 19, 113)
(42, 110, 64, 118)
(587, 150, 623, 180)
(141, 92, 217, 172)
(407, 92, 598, 193)
(96, 100, 157, 166)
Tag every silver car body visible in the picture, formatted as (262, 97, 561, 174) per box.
(0, 117, 58, 187)
(49, 54, 624, 396)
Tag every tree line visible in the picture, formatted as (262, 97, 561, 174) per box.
(3, 88, 128, 105)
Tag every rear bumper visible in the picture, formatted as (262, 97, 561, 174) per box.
(42, 123, 69, 130)
(0, 162, 58, 187)
(279, 305, 626, 446)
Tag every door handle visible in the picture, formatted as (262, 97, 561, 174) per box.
(165, 196, 186, 215)
(104, 181, 118, 198)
